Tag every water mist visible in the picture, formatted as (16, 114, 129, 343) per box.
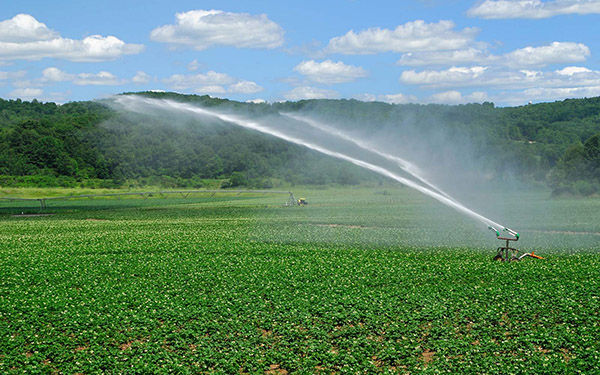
(112, 95, 515, 235)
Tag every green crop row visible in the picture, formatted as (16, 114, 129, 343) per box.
(0, 187, 598, 373)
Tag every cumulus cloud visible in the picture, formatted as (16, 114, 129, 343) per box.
(401, 66, 489, 86)
(294, 60, 367, 84)
(163, 71, 263, 94)
(195, 82, 264, 95)
(468, 0, 600, 19)
(427, 90, 490, 104)
(195, 85, 227, 94)
(325, 20, 478, 55)
(228, 80, 263, 94)
(496, 84, 600, 105)
(0, 13, 58, 43)
(518, 85, 600, 101)
(353, 93, 377, 102)
(7, 86, 70, 103)
(556, 66, 592, 75)
(163, 71, 234, 90)
(150, 10, 284, 50)
(398, 42, 590, 68)
(283, 86, 339, 100)
(9, 87, 43, 100)
(354, 91, 484, 105)
(246, 98, 267, 104)
(25, 67, 124, 86)
(0, 14, 143, 62)
(73, 71, 123, 85)
(379, 93, 419, 104)
(132, 71, 151, 84)
(353, 93, 418, 104)
(400, 65, 600, 94)
(398, 48, 489, 67)
(41, 67, 73, 82)
(504, 42, 589, 67)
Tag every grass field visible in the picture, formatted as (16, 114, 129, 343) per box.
(1, 187, 599, 373)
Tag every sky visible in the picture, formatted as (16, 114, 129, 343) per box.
(1, 0, 599, 106)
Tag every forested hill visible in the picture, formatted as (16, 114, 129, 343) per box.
(0, 92, 599, 195)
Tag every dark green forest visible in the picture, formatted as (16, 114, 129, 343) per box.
(0, 92, 599, 195)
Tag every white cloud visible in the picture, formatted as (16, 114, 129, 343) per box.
(246, 98, 267, 104)
(400, 65, 600, 99)
(163, 71, 234, 90)
(519, 85, 600, 100)
(0, 70, 26, 80)
(283, 86, 339, 100)
(353, 93, 418, 104)
(42, 67, 73, 82)
(228, 80, 263, 94)
(401, 66, 488, 86)
(468, 0, 600, 19)
(556, 66, 592, 75)
(353, 93, 377, 102)
(294, 60, 367, 84)
(398, 42, 589, 68)
(379, 93, 418, 104)
(14, 67, 124, 87)
(132, 71, 151, 84)
(9, 87, 43, 100)
(428, 90, 464, 104)
(150, 10, 284, 50)
(504, 42, 589, 67)
(496, 84, 600, 105)
(0, 14, 143, 62)
(195, 85, 227, 94)
(325, 20, 479, 55)
(7, 86, 70, 103)
(163, 70, 262, 95)
(398, 48, 489, 67)
(42, 91, 71, 104)
(187, 59, 201, 71)
(355, 91, 483, 105)
(427, 91, 489, 104)
(0, 13, 58, 43)
(74, 71, 123, 85)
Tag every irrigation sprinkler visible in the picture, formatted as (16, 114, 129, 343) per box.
(488, 226, 543, 261)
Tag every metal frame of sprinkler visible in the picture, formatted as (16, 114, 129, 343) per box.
(488, 226, 543, 261)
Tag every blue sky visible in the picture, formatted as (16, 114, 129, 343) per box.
(1, 0, 599, 106)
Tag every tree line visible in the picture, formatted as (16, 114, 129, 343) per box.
(0, 93, 598, 195)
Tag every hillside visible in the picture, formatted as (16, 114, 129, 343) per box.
(0, 92, 599, 194)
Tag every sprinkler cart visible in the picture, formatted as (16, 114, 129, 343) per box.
(488, 226, 543, 261)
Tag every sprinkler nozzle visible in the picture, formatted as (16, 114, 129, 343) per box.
(503, 227, 519, 239)
(488, 226, 500, 237)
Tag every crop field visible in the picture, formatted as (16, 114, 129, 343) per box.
(1, 187, 599, 373)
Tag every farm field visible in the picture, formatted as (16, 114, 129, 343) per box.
(1, 187, 599, 373)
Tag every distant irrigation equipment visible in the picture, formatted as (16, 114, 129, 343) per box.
(0, 189, 301, 211)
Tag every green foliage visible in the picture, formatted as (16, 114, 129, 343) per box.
(1, 93, 599, 193)
(0, 188, 598, 372)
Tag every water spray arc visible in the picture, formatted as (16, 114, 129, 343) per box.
(282, 113, 452, 199)
(114, 96, 540, 260)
